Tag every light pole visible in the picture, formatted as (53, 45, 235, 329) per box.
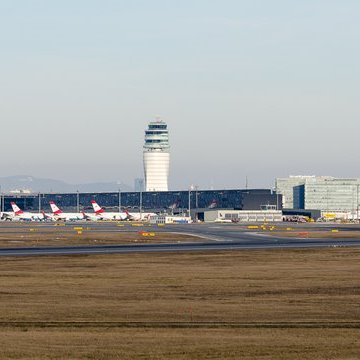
(351, 185, 355, 221)
(357, 184, 359, 223)
(118, 188, 121, 212)
(326, 182, 329, 215)
(195, 186, 199, 209)
(152, 192, 157, 213)
(188, 185, 194, 219)
(188, 189, 191, 216)
(76, 190, 80, 213)
(140, 190, 143, 220)
(38, 193, 41, 213)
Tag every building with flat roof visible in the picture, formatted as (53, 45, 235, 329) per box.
(0, 189, 282, 215)
(295, 178, 360, 213)
(276, 176, 360, 217)
(275, 175, 333, 208)
(203, 210, 283, 223)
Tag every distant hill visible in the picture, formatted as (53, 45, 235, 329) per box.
(0, 175, 133, 193)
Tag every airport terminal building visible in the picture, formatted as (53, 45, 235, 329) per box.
(0, 189, 282, 216)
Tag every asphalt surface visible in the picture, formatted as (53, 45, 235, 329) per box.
(1, 222, 360, 256)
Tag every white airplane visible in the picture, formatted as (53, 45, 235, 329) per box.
(124, 209, 157, 221)
(1, 202, 46, 221)
(81, 211, 99, 221)
(208, 199, 218, 209)
(49, 201, 84, 221)
(91, 200, 128, 221)
(169, 200, 180, 210)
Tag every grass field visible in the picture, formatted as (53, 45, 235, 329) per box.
(0, 247, 360, 358)
(0, 223, 199, 247)
(1, 221, 360, 249)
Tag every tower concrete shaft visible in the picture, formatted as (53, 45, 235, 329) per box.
(143, 120, 170, 191)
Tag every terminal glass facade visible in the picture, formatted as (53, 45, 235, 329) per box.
(277, 176, 360, 213)
(0, 189, 281, 213)
(276, 176, 332, 209)
(302, 179, 360, 212)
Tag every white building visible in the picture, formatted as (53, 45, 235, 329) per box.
(149, 215, 191, 224)
(203, 210, 283, 223)
(143, 120, 170, 191)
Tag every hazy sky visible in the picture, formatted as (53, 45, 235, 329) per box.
(1, 1, 359, 190)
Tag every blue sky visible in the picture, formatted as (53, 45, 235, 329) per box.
(0, 1, 359, 189)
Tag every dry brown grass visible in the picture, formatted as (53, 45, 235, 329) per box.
(0, 223, 199, 247)
(0, 328, 359, 359)
(0, 248, 360, 358)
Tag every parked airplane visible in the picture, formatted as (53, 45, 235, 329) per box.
(168, 199, 180, 215)
(124, 209, 156, 221)
(49, 201, 84, 221)
(1, 202, 46, 221)
(169, 200, 180, 210)
(81, 211, 99, 221)
(91, 200, 156, 221)
(91, 200, 128, 221)
(208, 199, 218, 209)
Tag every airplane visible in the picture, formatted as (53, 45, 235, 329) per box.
(49, 201, 84, 221)
(124, 209, 157, 222)
(208, 199, 218, 209)
(169, 199, 180, 210)
(91, 200, 128, 221)
(81, 211, 99, 221)
(1, 202, 46, 221)
(92, 200, 156, 221)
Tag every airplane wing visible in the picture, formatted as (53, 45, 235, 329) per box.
(1, 212, 14, 220)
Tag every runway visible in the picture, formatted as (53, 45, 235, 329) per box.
(1, 222, 360, 256)
(1, 240, 360, 256)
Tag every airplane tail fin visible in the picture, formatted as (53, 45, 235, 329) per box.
(91, 200, 105, 214)
(208, 199, 217, 209)
(124, 210, 134, 220)
(11, 202, 23, 215)
(41, 210, 51, 220)
(49, 201, 63, 215)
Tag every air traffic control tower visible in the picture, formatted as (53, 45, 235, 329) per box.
(143, 119, 170, 191)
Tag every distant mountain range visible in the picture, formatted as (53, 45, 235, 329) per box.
(0, 175, 133, 193)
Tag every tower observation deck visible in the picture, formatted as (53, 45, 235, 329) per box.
(143, 119, 170, 191)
